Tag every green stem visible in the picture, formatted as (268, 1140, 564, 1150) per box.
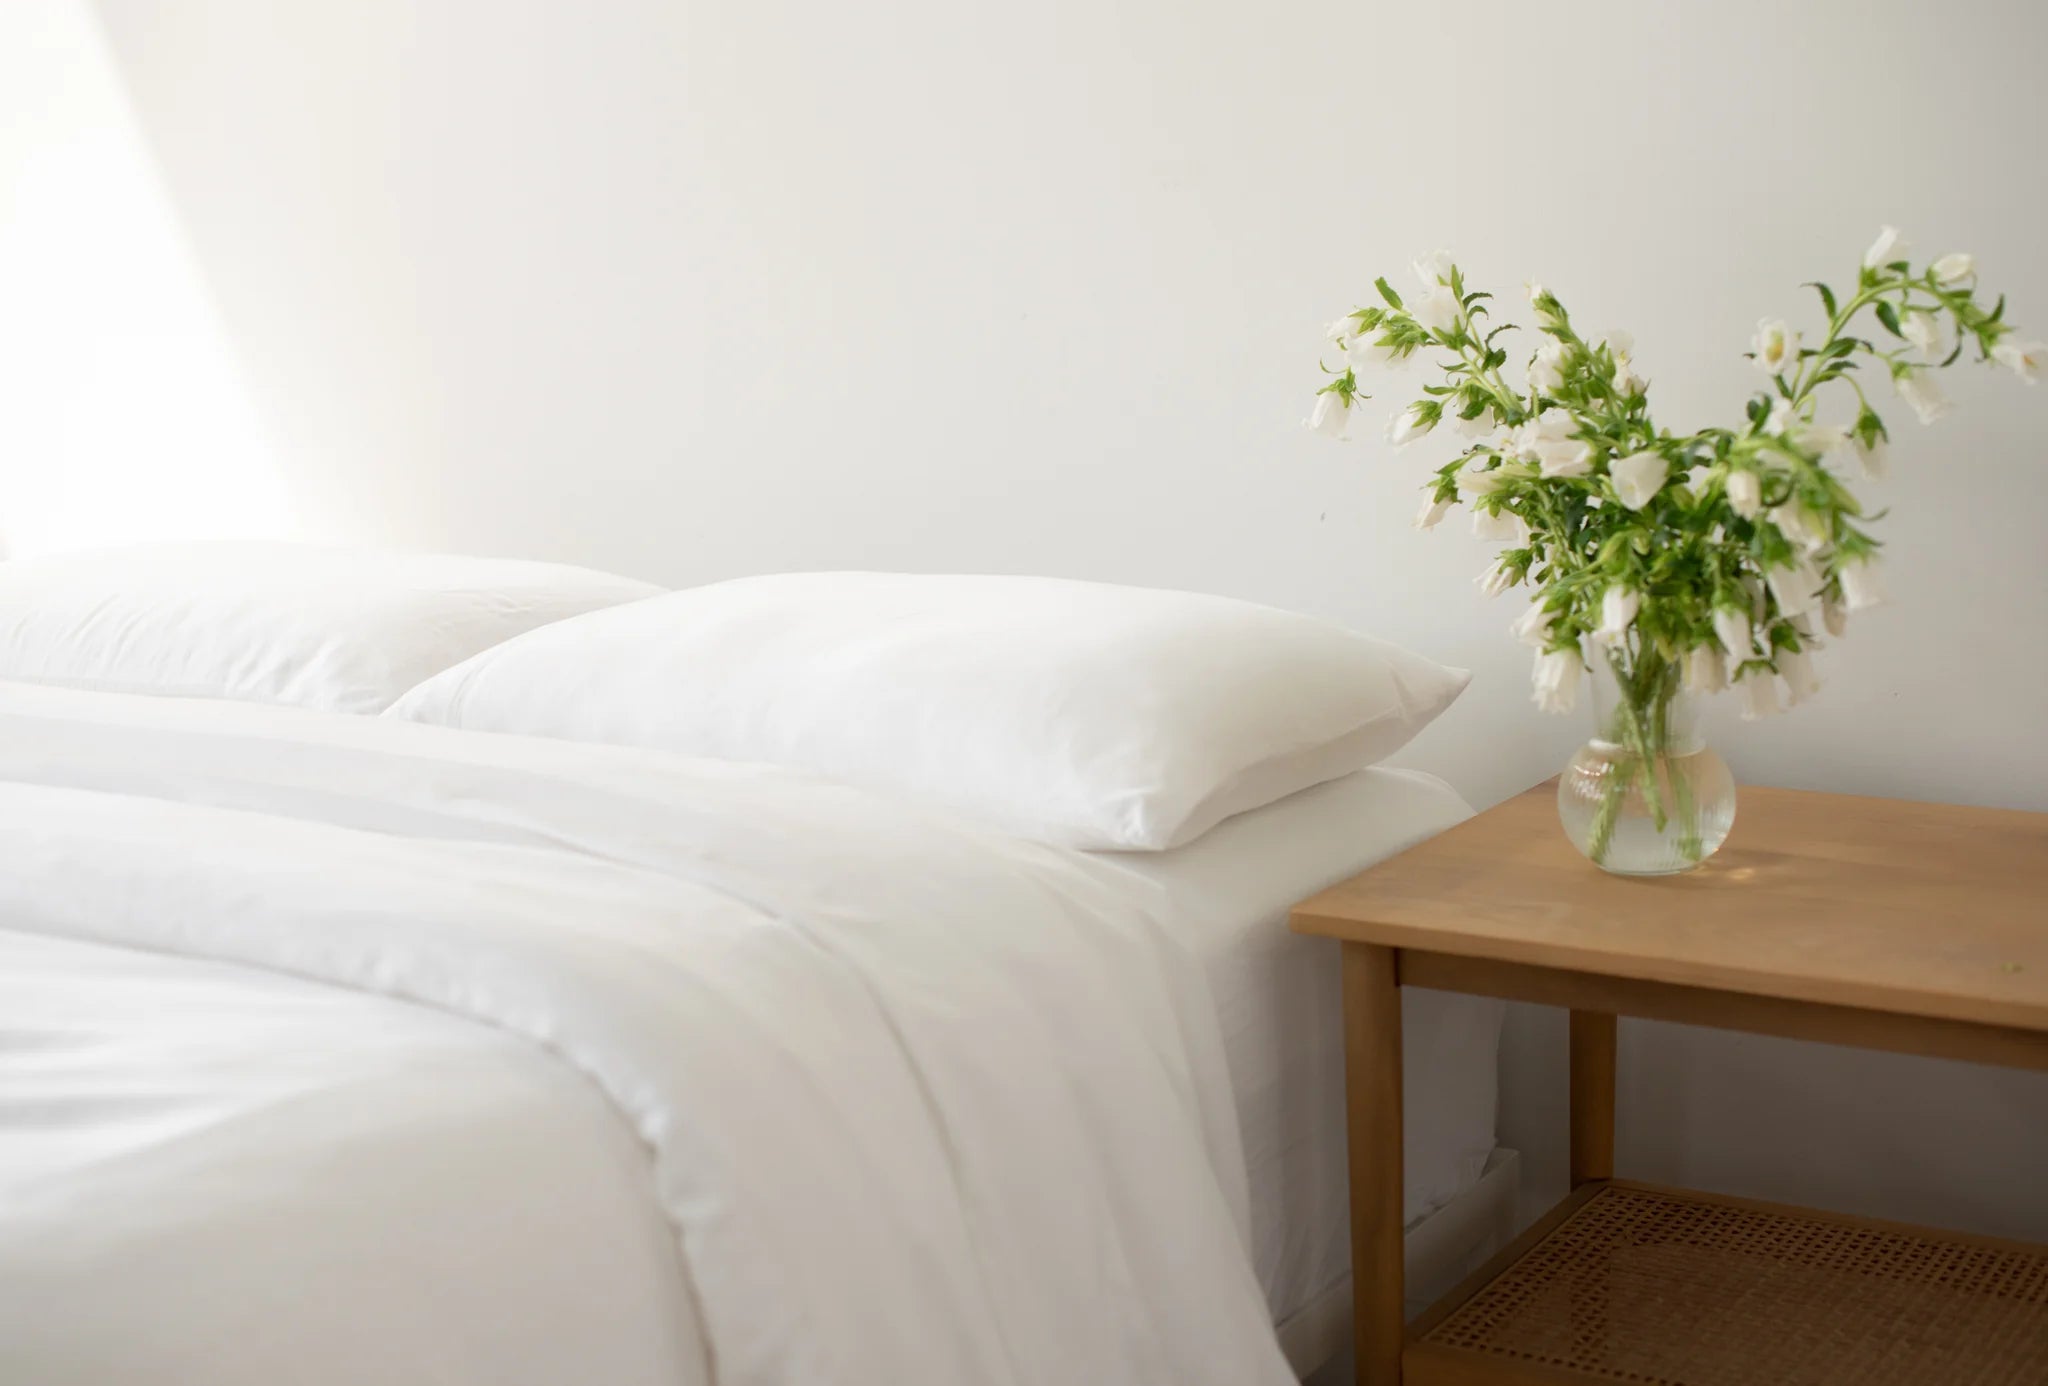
(1669, 755, 1703, 863)
(1606, 649, 1669, 831)
(1585, 757, 1629, 866)
(1595, 650, 1710, 866)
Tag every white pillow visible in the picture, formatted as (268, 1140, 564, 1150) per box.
(0, 542, 662, 714)
(388, 572, 1468, 849)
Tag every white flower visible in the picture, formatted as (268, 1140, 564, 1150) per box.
(1712, 605, 1753, 661)
(1409, 285, 1461, 337)
(1518, 409, 1594, 478)
(1766, 555, 1824, 617)
(1682, 644, 1727, 695)
(1822, 596, 1849, 638)
(1777, 646, 1822, 706)
(1325, 316, 1356, 346)
(1525, 280, 1549, 306)
(1388, 404, 1437, 447)
(1736, 666, 1781, 721)
(1993, 337, 2044, 385)
(1744, 574, 1768, 623)
(1307, 390, 1351, 439)
(1539, 443, 1595, 479)
(1599, 331, 1640, 394)
(1593, 585, 1640, 646)
(1518, 409, 1570, 446)
(1864, 225, 1910, 269)
(1509, 603, 1553, 648)
(1837, 554, 1886, 611)
(1475, 557, 1516, 598)
(1472, 506, 1529, 544)
(1851, 434, 1888, 480)
(1770, 500, 1831, 555)
(1901, 310, 1946, 360)
(1412, 249, 1455, 289)
(1894, 369, 1951, 424)
(1414, 494, 1452, 530)
(1531, 648, 1583, 714)
(1763, 396, 1796, 436)
(1347, 336, 1400, 372)
(1753, 318, 1800, 376)
(1529, 342, 1570, 394)
(1931, 252, 1975, 286)
(1455, 466, 1507, 499)
(1609, 450, 1670, 510)
(1725, 470, 1763, 519)
(1788, 421, 1850, 459)
(1451, 405, 1492, 438)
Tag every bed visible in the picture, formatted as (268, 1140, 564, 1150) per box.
(0, 688, 1504, 1384)
(0, 556, 1503, 1383)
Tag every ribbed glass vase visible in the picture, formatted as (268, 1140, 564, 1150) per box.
(1556, 652, 1736, 875)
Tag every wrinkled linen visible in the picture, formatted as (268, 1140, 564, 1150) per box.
(0, 684, 1293, 1386)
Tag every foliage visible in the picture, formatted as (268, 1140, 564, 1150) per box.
(1307, 234, 2039, 723)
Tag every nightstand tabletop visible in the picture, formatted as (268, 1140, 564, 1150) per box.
(1292, 780, 2048, 1033)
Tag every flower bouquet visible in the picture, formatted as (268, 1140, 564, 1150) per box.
(1309, 232, 2037, 873)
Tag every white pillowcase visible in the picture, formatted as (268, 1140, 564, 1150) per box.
(389, 572, 1468, 849)
(0, 542, 661, 714)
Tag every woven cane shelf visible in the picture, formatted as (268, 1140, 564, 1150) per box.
(1407, 1181, 2048, 1386)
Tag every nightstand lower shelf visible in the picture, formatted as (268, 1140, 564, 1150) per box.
(1406, 1180, 2048, 1386)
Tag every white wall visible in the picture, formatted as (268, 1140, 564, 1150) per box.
(0, 1, 289, 557)
(75, 0, 2048, 1235)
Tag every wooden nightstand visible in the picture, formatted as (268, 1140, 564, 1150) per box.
(1291, 780, 2048, 1385)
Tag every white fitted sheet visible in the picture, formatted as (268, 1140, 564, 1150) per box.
(1099, 767, 1505, 1324)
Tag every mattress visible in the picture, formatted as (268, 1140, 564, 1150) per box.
(1100, 767, 1506, 1326)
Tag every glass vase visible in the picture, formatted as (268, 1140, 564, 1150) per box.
(1556, 651, 1735, 875)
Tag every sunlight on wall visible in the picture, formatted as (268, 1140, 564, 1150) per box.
(0, 1, 292, 559)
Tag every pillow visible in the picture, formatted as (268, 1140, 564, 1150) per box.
(388, 572, 1468, 849)
(0, 542, 662, 714)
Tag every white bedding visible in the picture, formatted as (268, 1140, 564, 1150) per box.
(1108, 769, 1502, 1325)
(0, 685, 1499, 1385)
(0, 682, 1288, 1385)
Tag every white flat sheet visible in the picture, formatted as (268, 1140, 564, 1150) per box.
(0, 683, 1291, 1386)
(1101, 769, 1504, 1324)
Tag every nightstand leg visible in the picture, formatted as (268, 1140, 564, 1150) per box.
(1569, 1010, 1616, 1186)
(1342, 943, 1403, 1386)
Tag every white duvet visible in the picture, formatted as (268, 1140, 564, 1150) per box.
(0, 684, 1295, 1386)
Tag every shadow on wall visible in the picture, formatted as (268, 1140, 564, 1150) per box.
(0, 0, 293, 559)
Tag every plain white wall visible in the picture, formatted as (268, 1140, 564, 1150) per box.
(66, 0, 2048, 1234)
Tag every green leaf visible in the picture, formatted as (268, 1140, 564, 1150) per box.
(1806, 281, 1838, 319)
(1875, 301, 1903, 337)
(1375, 277, 1404, 310)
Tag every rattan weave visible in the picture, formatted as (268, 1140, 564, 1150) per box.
(1421, 1183, 2048, 1385)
